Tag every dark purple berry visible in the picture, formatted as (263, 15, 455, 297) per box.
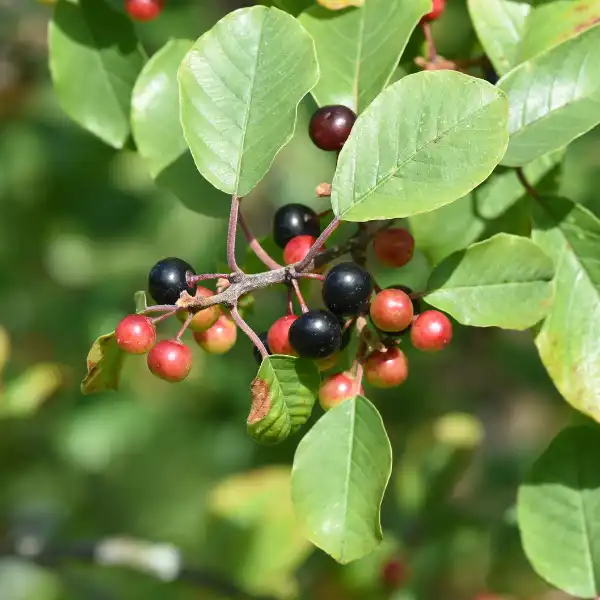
(309, 105, 357, 151)
(289, 310, 342, 359)
(273, 203, 321, 249)
(148, 257, 196, 305)
(322, 262, 373, 316)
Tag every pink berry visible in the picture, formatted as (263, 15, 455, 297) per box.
(421, 0, 445, 22)
(125, 0, 164, 21)
(370, 289, 414, 333)
(283, 235, 318, 265)
(193, 315, 237, 355)
(177, 287, 221, 333)
(267, 315, 298, 356)
(411, 310, 453, 352)
(373, 228, 415, 268)
(318, 372, 363, 411)
(381, 557, 408, 589)
(147, 340, 192, 382)
(364, 347, 409, 389)
(115, 314, 156, 354)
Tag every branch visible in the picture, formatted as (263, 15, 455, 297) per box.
(228, 196, 243, 273)
(296, 217, 340, 272)
(516, 167, 540, 201)
(0, 535, 274, 600)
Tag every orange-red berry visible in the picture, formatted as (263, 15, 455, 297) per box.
(411, 310, 453, 352)
(147, 340, 192, 382)
(193, 315, 237, 355)
(364, 347, 409, 389)
(373, 228, 415, 268)
(370, 289, 414, 333)
(125, 0, 164, 21)
(267, 315, 299, 356)
(115, 314, 156, 354)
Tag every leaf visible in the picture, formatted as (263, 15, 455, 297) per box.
(291, 396, 392, 564)
(532, 196, 600, 420)
(131, 39, 230, 218)
(48, 0, 145, 148)
(247, 355, 320, 445)
(409, 151, 562, 265)
(499, 25, 600, 167)
(317, 0, 364, 8)
(133, 290, 148, 313)
(299, 0, 429, 112)
(518, 425, 600, 598)
(331, 71, 509, 222)
(81, 331, 125, 395)
(178, 6, 319, 196)
(425, 233, 554, 330)
(207, 466, 313, 598)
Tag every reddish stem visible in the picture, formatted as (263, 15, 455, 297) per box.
(291, 278, 309, 313)
(516, 167, 540, 201)
(228, 196, 243, 274)
(287, 286, 295, 315)
(295, 217, 340, 272)
(296, 272, 325, 281)
(175, 311, 194, 341)
(422, 22, 437, 61)
(230, 305, 269, 359)
(237, 207, 282, 271)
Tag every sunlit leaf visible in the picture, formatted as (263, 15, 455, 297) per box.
(81, 331, 125, 395)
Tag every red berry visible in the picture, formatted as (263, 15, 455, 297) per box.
(411, 310, 452, 352)
(115, 314, 156, 354)
(177, 287, 221, 333)
(283, 235, 317, 265)
(364, 347, 409, 389)
(318, 372, 363, 411)
(421, 0, 445, 22)
(381, 558, 408, 589)
(373, 228, 415, 268)
(370, 289, 414, 333)
(309, 105, 357, 151)
(125, 0, 164, 21)
(147, 340, 192, 382)
(193, 315, 237, 355)
(267, 315, 298, 356)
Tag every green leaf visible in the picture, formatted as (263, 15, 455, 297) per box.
(179, 6, 319, 196)
(299, 0, 430, 113)
(81, 331, 125, 395)
(247, 355, 320, 445)
(133, 290, 148, 313)
(532, 196, 600, 420)
(499, 25, 600, 167)
(291, 396, 392, 564)
(131, 39, 230, 219)
(425, 233, 554, 330)
(518, 425, 600, 598)
(331, 71, 509, 222)
(409, 151, 562, 265)
(48, 0, 145, 149)
(468, 0, 600, 76)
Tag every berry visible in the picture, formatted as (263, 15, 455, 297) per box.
(283, 235, 317, 265)
(318, 372, 363, 411)
(176, 287, 220, 332)
(389, 284, 422, 315)
(370, 289, 414, 333)
(267, 315, 298, 356)
(273, 203, 321, 249)
(411, 310, 453, 352)
(373, 228, 415, 268)
(289, 310, 342, 359)
(125, 0, 164, 21)
(193, 315, 237, 355)
(322, 262, 373, 316)
(147, 340, 192, 383)
(421, 0, 445, 22)
(364, 347, 409, 388)
(309, 105, 357, 151)
(115, 314, 156, 354)
(148, 257, 196, 305)
(253, 331, 271, 364)
(381, 558, 408, 589)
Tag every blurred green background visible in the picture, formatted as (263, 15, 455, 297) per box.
(0, 1, 596, 599)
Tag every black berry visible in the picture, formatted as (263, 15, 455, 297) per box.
(322, 262, 373, 316)
(148, 257, 196, 305)
(289, 310, 342, 359)
(273, 203, 321, 249)
(309, 105, 357, 151)
(253, 331, 271, 364)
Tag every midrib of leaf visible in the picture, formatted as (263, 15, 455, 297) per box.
(503, 0, 527, 45)
(266, 361, 292, 430)
(340, 399, 356, 560)
(352, 8, 366, 111)
(346, 95, 503, 209)
(429, 280, 551, 293)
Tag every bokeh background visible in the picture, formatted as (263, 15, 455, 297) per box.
(0, 1, 597, 599)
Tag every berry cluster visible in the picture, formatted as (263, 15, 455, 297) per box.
(115, 257, 237, 383)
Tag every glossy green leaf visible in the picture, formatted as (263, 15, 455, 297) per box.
(247, 355, 320, 445)
(518, 426, 600, 598)
(468, 0, 600, 76)
(532, 196, 600, 420)
(131, 39, 230, 219)
(48, 0, 145, 148)
(425, 233, 554, 330)
(81, 331, 125, 395)
(409, 152, 562, 265)
(291, 396, 392, 564)
(331, 71, 509, 222)
(299, 0, 429, 112)
(179, 6, 319, 196)
(499, 26, 600, 167)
